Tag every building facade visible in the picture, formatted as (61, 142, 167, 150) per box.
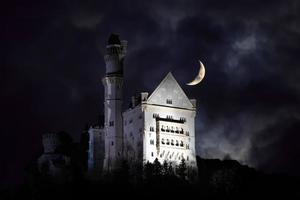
(88, 34, 198, 177)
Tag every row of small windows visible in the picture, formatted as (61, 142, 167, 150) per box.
(149, 126, 190, 136)
(149, 138, 190, 149)
(152, 114, 186, 122)
(158, 151, 189, 161)
(161, 138, 184, 147)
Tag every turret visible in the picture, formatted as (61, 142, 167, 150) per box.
(102, 34, 127, 172)
(104, 33, 127, 75)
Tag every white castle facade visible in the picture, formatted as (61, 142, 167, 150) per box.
(88, 34, 198, 176)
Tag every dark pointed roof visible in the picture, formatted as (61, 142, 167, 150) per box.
(108, 33, 121, 45)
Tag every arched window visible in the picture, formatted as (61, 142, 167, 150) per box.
(176, 140, 179, 146)
(180, 141, 184, 147)
(161, 138, 165, 145)
(171, 126, 174, 133)
(180, 128, 184, 134)
(171, 139, 174, 146)
(166, 139, 170, 145)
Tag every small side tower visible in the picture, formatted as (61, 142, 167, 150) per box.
(102, 34, 127, 172)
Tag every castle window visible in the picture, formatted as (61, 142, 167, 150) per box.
(171, 126, 174, 133)
(161, 138, 165, 145)
(161, 125, 165, 132)
(166, 99, 172, 104)
(166, 126, 170, 132)
(180, 141, 184, 147)
(171, 139, 174, 146)
(166, 115, 173, 120)
(150, 139, 154, 145)
(153, 113, 159, 118)
(166, 139, 170, 145)
(150, 126, 154, 132)
(176, 140, 179, 146)
(180, 117, 186, 122)
(175, 127, 179, 133)
(151, 152, 154, 157)
(109, 121, 114, 126)
(180, 128, 184, 134)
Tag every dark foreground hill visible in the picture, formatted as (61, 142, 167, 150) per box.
(1, 156, 299, 199)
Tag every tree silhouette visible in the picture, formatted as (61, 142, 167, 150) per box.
(153, 158, 162, 177)
(177, 159, 187, 180)
(143, 161, 154, 180)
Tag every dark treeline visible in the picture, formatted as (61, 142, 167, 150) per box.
(1, 156, 300, 200)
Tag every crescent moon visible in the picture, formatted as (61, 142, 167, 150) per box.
(186, 60, 206, 86)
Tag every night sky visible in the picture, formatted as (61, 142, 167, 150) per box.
(1, 0, 300, 187)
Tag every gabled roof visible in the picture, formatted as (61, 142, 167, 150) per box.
(147, 72, 194, 110)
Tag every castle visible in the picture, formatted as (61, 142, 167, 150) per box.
(87, 34, 198, 176)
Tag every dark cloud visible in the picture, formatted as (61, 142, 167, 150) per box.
(1, 0, 300, 186)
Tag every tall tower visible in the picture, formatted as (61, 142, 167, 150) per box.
(102, 34, 127, 172)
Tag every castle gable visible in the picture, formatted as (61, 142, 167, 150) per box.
(147, 72, 194, 109)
